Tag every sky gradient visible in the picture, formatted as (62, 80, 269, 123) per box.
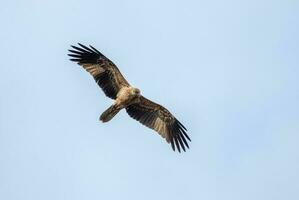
(1, 0, 299, 200)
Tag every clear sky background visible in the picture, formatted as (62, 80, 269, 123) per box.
(0, 0, 298, 200)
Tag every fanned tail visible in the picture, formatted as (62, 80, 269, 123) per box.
(100, 105, 120, 122)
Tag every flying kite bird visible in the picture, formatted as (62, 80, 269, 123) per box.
(68, 43, 191, 152)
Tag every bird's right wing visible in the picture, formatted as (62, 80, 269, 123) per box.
(126, 96, 191, 152)
(68, 43, 130, 99)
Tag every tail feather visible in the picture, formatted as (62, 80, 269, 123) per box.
(100, 105, 120, 122)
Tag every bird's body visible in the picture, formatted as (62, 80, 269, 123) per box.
(100, 86, 140, 122)
(68, 43, 191, 152)
(115, 86, 141, 109)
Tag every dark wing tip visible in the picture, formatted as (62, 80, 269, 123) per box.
(68, 43, 100, 64)
(176, 119, 191, 142)
(169, 119, 190, 152)
(177, 120, 187, 131)
(69, 58, 80, 62)
(89, 45, 102, 55)
(77, 43, 92, 52)
(170, 137, 175, 151)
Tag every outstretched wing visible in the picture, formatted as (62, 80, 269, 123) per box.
(126, 96, 191, 152)
(68, 43, 130, 99)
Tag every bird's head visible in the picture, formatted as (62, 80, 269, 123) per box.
(133, 88, 141, 96)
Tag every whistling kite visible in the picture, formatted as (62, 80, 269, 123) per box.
(68, 44, 191, 152)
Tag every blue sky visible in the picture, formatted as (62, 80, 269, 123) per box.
(0, 0, 299, 199)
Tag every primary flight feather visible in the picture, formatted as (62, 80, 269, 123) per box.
(68, 43, 191, 152)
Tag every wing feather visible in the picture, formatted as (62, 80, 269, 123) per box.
(68, 43, 129, 99)
(126, 96, 191, 152)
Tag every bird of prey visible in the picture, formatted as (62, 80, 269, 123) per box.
(68, 43, 191, 152)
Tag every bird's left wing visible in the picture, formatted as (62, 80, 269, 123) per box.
(68, 43, 130, 99)
(126, 96, 191, 152)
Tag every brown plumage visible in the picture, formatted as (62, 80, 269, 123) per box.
(68, 43, 191, 152)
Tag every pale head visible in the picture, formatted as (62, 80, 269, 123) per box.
(131, 87, 141, 96)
